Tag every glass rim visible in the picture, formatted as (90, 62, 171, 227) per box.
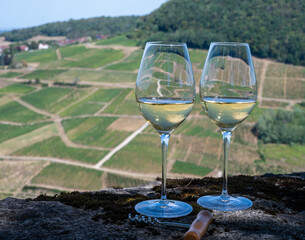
(211, 42, 249, 46)
(146, 41, 187, 47)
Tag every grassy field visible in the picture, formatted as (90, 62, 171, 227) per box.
(31, 163, 104, 190)
(0, 101, 48, 123)
(0, 122, 49, 143)
(105, 49, 143, 71)
(59, 45, 90, 58)
(286, 79, 305, 99)
(0, 160, 47, 197)
(174, 117, 221, 139)
(260, 144, 305, 167)
(264, 63, 305, 100)
(261, 100, 289, 108)
(0, 123, 58, 155)
(263, 77, 284, 98)
(171, 160, 212, 176)
(62, 117, 131, 148)
(50, 69, 137, 83)
(0, 83, 35, 94)
(253, 59, 264, 83)
(266, 63, 286, 77)
(15, 48, 57, 63)
(104, 133, 161, 173)
(232, 124, 257, 147)
(172, 135, 221, 169)
(21, 70, 67, 80)
(105, 172, 148, 188)
(21, 87, 73, 112)
(14, 136, 108, 164)
(59, 100, 102, 117)
(62, 48, 124, 68)
(104, 89, 138, 115)
(59, 88, 124, 117)
(51, 88, 92, 113)
(96, 35, 138, 46)
(0, 72, 22, 78)
(246, 103, 266, 122)
(189, 49, 207, 67)
(86, 88, 123, 103)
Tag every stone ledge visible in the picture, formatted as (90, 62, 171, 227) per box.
(0, 173, 304, 240)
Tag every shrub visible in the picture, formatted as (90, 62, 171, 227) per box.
(255, 109, 305, 144)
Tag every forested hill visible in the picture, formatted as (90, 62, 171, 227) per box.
(0, 16, 139, 41)
(134, 0, 305, 66)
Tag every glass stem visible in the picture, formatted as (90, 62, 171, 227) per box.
(160, 133, 170, 203)
(221, 131, 231, 198)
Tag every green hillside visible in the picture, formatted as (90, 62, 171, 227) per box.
(1, 16, 139, 41)
(134, 0, 305, 66)
(2, 0, 305, 66)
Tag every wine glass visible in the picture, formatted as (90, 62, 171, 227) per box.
(135, 42, 195, 218)
(197, 42, 257, 211)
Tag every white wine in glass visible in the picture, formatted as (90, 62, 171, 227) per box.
(198, 42, 257, 211)
(135, 42, 195, 218)
(137, 98, 194, 133)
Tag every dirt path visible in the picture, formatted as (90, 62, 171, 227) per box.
(183, 139, 194, 162)
(260, 97, 302, 104)
(94, 88, 121, 116)
(0, 120, 24, 126)
(257, 60, 269, 106)
(94, 122, 149, 168)
(55, 119, 112, 151)
(13, 96, 56, 119)
(84, 42, 139, 71)
(56, 48, 62, 60)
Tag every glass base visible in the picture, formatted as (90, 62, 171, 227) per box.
(197, 195, 252, 211)
(135, 199, 193, 218)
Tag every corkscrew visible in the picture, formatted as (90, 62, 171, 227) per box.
(128, 211, 213, 240)
(128, 213, 190, 228)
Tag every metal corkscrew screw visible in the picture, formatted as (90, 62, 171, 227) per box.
(128, 213, 190, 228)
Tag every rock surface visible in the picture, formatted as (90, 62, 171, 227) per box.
(0, 173, 304, 240)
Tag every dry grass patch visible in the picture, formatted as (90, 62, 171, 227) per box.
(107, 117, 146, 131)
(0, 160, 47, 196)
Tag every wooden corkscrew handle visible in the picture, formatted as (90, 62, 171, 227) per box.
(183, 210, 213, 240)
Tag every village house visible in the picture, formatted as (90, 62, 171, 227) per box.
(18, 45, 29, 52)
(38, 43, 49, 50)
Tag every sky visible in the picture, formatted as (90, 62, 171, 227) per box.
(0, 0, 168, 30)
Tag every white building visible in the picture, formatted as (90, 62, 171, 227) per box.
(38, 43, 49, 50)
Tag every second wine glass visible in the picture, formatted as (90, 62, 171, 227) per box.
(135, 42, 195, 218)
(198, 42, 257, 211)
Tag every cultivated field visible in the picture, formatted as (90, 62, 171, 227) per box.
(0, 37, 304, 199)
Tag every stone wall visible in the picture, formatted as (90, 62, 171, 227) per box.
(0, 173, 304, 239)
